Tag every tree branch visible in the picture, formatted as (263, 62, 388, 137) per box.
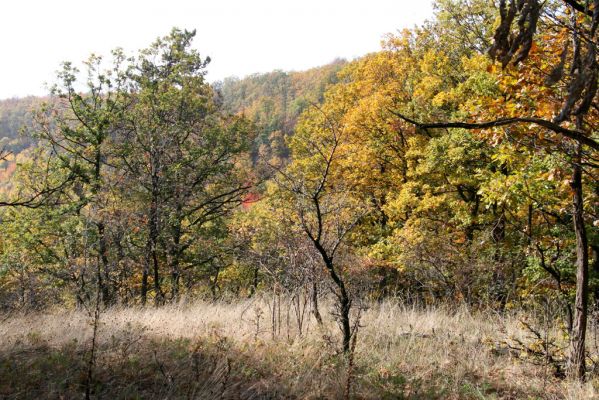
(389, 110, 599, 151)
(563, 0, 594, 17)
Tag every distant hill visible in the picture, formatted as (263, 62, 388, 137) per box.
(0, 60, 347, 164)
(216, 59, 347, 162)
(0, 96, 43, 154)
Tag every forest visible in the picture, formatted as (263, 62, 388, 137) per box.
(0, 0, 599, 398)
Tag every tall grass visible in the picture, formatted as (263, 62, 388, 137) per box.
(0, 298, 597, 399)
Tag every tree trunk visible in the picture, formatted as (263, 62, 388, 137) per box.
(339, 289, 351, 354)
(313, 240, 351, 353)
(168, 203, 183, 302)
(249, 266, 259, 298)
(169, 238, 181, 303)
(569, 138, 589, 381)
(312, 280, 323, 325)
(210, 264, 221, 301)
(141, 260, 149, 305)
(149, 152, 165, 306)
(592, 245, 599, 307)
(148, 198, 164, 306)
(115, 235, 128, 305)
(97, 221, 112, 306)
(151, 239, 163, 306)
(170, 259, 180, 302)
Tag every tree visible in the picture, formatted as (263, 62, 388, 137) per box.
(273, 100, 370, 353)
(32, 51, 129, 306)
(119, 28, 252, 304)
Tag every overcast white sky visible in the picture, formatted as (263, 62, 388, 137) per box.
(0, 0, 433, 99)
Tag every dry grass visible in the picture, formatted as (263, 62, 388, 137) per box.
(0, 298, 598, 399)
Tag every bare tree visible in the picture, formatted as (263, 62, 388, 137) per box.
(273, 105, 369, 353)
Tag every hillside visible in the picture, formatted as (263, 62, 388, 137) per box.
(217, 59, 346, 161)
(0, 61, 346, 162)
(0, 96, 41, 154)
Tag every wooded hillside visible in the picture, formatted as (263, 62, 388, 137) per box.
(0, 61, 346, 162)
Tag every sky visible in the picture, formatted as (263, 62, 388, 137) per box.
(0, 0, 434, 99)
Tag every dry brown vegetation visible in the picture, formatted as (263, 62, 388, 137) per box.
(1, 299, 598, 399)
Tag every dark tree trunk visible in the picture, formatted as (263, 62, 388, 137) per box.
(168, 202, 183, 302)
(151, 240, 162, 306)
(148, 149, 165, 306)
(312, 280, 323, 325)
(313, 240, 351, 353)
(249, 266, 259, 298)
(97, 221, 112, 306)
(170, 259, 180, 302)
(569, 138, 589, 381)
(115, 235, 128, 305)
(592, 245, 599, 306)
(169, 235, 181, 303)
(149, 196, 164, 306)
(141, 260, 149, 305)
(93, 143, 111, 306)
(210, 265, 221, 301)
(339, 290, 352, 353)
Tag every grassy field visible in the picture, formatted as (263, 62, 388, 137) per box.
(0, 299, 597, 399)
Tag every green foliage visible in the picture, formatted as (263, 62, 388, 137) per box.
(0, 97, 40, 153)
(218, 60, 346, 163)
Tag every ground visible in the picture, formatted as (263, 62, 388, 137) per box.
(0, 299, 597, 399)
